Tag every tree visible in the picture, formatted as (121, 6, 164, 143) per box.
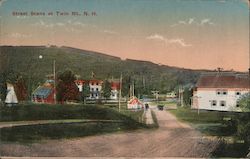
(56, 70, 80, 103)
(14, 77, 28, 102)
(102, 80, 111, 102)
(183, 87, 192, 106)
(0, 70, 20, 103)
(82, 82, 90, 105)
(236, 93, 250, 144)
(121, 75, 131, 97)
(238, 93, 250, 112)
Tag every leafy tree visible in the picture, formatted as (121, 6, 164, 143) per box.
(82, 82, 90, 105)
(121, 75, 131, 97)
(235, 93, 250, 145)
(239, 93, 250, 112)
(102, 80, 111, 102)
(14, 77, 28, 102)
(183, 87, 192, 106)
(0, 70, 20, 103)
(57, 70, 79, 103)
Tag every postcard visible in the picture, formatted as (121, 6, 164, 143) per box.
(0, 0, 249, 158)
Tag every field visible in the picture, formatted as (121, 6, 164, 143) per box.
(0, 103, 147, 143)
(169, 107, 249, 157)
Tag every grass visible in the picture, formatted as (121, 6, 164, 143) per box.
(169, 107, 239, 136)
(0, 121, 144, 143)
(0, 103, 149, 143)
(169, 107, 248, 158)
(0, 103, 140, 122)
(211, 139, 249, 158)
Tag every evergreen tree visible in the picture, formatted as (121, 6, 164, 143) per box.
(102, 80, 111, 102)
(82, 82, 90, 105)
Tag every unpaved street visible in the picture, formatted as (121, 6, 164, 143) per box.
(0, 107, 218, 157)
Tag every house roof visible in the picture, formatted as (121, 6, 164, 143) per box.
(196, 74, 249, 89)
(33, 86, 53, 98)
(111, 81, 120, 90)
(128, 97, 143, 105)
(88, 79, 103, 84)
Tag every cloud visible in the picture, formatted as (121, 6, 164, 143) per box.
(16, 16, 28, 19)
(103, 30, 119, 35)
(32, 20, 65, 28)
(9, 33, 32, 38)
(200, 18, 215, 26)
(0, 0, 7, 7)
(72, 21, 86, 27)
(146, 34, 192, 47)
(171, 18, 215, 27)
(65, 27, 82, 33)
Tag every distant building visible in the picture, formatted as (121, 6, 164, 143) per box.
(75, 79, 121, 100)
(166, 91, 177, 98)
(192, 72, 250, 112)
(5, 83, 18, 106)
(110, 79, 121, 100)
(127, 96, 144, 109)
(88, 79, 103, 99)
(75, 80, 85, 92)
(32, 80, 55, 104)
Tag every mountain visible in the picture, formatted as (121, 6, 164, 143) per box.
(0, 45, 202, 96)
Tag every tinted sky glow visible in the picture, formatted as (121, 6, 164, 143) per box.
(0, 0, 249, 71)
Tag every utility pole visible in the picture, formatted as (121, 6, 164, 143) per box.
(118, 73, 122, 112)
(53, 60, 56, 104)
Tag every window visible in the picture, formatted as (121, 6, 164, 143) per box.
(236, 92, 241, 96)
(96, 88, 99, 91)
(96, 83, 99, 85)
(220, 101, 226, 107)
(91, 88, 94, 91)
(216, 90, 228, 96)
(211, 100, 217, 106)
(236, 101, 240, 107)
(223, 91, 227, 95)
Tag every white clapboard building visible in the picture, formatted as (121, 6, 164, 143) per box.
(5, 83, 18, 106)
(192, 72, 249, 112)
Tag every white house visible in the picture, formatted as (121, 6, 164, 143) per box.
(110, 79, 121, 100)
(127, 96, 144, 109)
(5, 83, 18, 106)
(89, 79, 103, 99)
(192, 73, 249, 112)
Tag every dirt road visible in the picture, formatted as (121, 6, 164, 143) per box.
(0, 107, 218, 157)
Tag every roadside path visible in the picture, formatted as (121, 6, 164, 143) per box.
(0, 105, 218, 157)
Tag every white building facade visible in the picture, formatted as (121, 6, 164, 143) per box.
(192, 73, 249, 112)
(5, 83, 18, 106)
(89, 80, 103, 99)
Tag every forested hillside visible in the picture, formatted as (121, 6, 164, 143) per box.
(0, 45, 202, 98)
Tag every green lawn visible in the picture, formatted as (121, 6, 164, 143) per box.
(169, 107, 248, 158)
(0, 121, 144, 143)
(0, 103, 149, 143)
(151, 101, 177, 106)
(0, 103, 140, 122)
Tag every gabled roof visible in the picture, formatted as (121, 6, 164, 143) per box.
(111, 81, 120, 90)
(196, 73, 249, 89)
(128, 97, 143, 105)
(33, 86, 53, 98)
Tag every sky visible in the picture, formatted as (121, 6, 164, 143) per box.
(0, 0, 249, 71)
